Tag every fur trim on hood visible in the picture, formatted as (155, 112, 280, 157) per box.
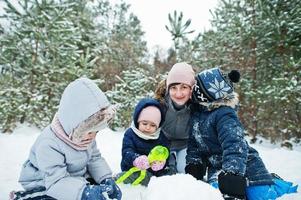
(71, 109, 106, 143)
(198, 92, 239, 111)
(154, 79, 167, 103)
(71, 105, 116, 143)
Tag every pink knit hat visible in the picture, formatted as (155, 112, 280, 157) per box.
(166, 62, 195, 89)
(137, 106, 161, 128)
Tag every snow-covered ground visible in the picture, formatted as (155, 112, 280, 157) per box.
(0, 124, 300, 199)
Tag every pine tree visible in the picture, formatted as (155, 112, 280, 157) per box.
(0, 0, 148, 132)
(175, 0, 301, 141)
(165, 10, 194, 61)
(0, 0, 92, 132)
(92, 2, 148, 91)
(106, 68, 163, 128)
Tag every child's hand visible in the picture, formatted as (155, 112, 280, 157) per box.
(133, 155, 150, 170)
(150, 160, 166, 171)
(102, 178, 122, 200)
(81, 184, 112, 200)
(218, 171, 247, 199)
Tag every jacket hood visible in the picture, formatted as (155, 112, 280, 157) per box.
(57, 78, 110, 135)
(133, 98, 164, 128)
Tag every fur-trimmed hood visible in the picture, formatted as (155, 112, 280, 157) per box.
(57, 78, 110, 137)
(197, 92, 239, 111)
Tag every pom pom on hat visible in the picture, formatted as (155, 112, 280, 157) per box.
(137, 106, 161, 128)
(166, 62, 195, 89)
(228, 70, 240, 83)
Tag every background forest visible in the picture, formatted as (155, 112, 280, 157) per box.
(0, 0, 300, 147)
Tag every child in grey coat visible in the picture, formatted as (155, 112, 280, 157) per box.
(11, 78, 122, 200)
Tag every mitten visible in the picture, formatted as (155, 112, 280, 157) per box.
(81, 184, 113, 200)
(151, 160, 166, 171)
(185, 163, 206, 180)
(218, 171, 247, 200)
(133, 155, 150, 170)
(102, 178, 122, 200)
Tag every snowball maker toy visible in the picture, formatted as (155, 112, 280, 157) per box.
(116, 145, 169, 185)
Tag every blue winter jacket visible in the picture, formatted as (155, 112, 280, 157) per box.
(186, 99, 273, 186)
(120, 98, 170, 176)
(121, 128, 170, 173)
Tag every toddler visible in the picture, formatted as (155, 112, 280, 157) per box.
(119, 98, 174, 186)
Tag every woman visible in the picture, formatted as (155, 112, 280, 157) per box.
(154, 62, 195, 173)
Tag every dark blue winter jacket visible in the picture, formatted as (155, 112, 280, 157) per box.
(120, 98, 170, 176)
(186, 98, 273, 186)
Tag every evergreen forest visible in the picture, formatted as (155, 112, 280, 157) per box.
(0, 0, 300, 146)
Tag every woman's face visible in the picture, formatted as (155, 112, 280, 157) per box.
(169, 83, 192, 105)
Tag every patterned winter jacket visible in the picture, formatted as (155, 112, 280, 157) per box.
(186, 94, 274, 186)
(18, 78, 112, 200)
(120, 98, 170, 176)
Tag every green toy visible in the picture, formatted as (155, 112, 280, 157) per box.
(148, 145, 169, 163)
(116, 145, 169, 186)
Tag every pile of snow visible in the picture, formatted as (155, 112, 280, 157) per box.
(0, 124, 300, 199)
(145, 174, 223, 200)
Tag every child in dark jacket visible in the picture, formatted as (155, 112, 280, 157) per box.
(185, 67, 298, 200)
(118, 98, 174, 186)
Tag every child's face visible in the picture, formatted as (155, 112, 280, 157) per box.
(138, 120, 158, 135)
(169, 83, 192, 105)
(80, 132, 97, 145)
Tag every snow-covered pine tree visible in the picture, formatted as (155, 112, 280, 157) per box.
(180, 0, 301, 141)
(0, 0, 147, 132)
(250, 0, 301, 142)
(92, 2, 148, 91)
(106, 68, 164, 129)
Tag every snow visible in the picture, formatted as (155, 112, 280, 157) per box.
(0, 124, 300, 199)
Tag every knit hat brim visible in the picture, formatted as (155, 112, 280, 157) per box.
(137, 106, 161, 128)
(166, 62, 195, 89)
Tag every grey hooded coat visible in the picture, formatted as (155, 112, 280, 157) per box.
(18, 78, 112, 200)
